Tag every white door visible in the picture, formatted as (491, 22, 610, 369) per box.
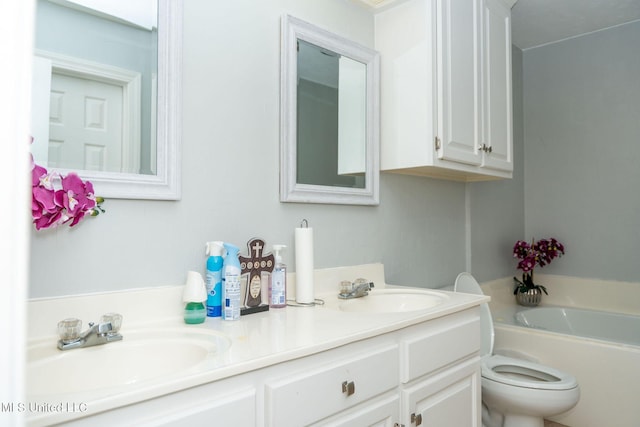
(481, 0, 513, 172)
(48, 72, 124, 172)
(437, 0, 482, 166)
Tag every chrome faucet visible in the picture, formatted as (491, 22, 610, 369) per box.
(338, 278, 374, 299)
(57, 313, 123, 350)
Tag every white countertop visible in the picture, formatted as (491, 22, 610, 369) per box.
(26, 264, 487, 425)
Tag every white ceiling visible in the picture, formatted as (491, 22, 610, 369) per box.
(511, 0, 640, 50)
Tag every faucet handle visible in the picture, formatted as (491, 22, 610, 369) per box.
(340, 280, 353, 295)
(57, 318, 82, 343)
(100, 313, 123, 333)
(353, 278, 374, 289)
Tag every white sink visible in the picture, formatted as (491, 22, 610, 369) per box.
(27, 327, 231, 396)
(327, 288, 448, 313)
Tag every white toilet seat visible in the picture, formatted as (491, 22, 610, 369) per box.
(482, 354, 578, 391)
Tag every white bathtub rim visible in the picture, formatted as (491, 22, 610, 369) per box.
(494, 321, 640, 352)
(481, 274, 640, 316)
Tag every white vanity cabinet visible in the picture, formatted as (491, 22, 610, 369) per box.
(44, 308, 481, 427)
(377, 0, 515, 181)
(265, 308, 481, 427)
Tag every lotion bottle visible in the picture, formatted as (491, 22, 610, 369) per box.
(222, 243, 241, 321)
(269, 245, 287, 308)
(205, 241, 224, 317)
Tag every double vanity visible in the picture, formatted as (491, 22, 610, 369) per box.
(26, 264, 487, 426)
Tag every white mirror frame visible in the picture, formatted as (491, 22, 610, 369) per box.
(51, 0, 182, 200)
(280, 15, 380, 206)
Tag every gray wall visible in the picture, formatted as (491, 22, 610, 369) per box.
(28, 1, 639, 309)
(469, 46, 525, 282)
(29, 0, 472, 298)
(523, 21, 640, 282)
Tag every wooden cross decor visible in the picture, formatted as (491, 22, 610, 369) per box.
(239, 237, 274, 314)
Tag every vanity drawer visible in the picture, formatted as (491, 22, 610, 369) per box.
(265, 343, 399, 427)
(400, 308, 481, 383)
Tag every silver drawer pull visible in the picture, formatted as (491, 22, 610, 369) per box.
(341, 380, 355, 396)
(411, 412, 423, 426)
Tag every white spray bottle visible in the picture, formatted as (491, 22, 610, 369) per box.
(222, 243, 241, 321)
(269, 245, 287, 308)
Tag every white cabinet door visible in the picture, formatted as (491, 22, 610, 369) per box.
(402, 357, 481, 427)
(481, 0, 513, 172)
(436, 0, 482, 166)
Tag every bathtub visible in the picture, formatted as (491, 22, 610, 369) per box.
(515, 306, 640, 346)
(482, 275, 640, 427)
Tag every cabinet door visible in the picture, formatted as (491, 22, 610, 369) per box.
(401, 357, 481, 427)
(481, 0, 513, 172)
(437, 0, 482, 166)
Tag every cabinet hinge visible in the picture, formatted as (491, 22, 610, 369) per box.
(480, 143, 493, 153)
(434, 136, 441, 151)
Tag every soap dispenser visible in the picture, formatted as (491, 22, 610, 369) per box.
(269, 245, 287, 308)
(183, 271, 207, 324)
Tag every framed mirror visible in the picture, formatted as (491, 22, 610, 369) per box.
(280, 15, 380, 205)
(30, 0, 181, 200)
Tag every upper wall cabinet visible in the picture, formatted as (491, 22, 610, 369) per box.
(376, 0, 515, 181)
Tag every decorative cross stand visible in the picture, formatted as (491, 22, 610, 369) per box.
(239, 238, 274, 315)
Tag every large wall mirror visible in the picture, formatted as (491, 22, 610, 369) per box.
(280, 15, 380, 205)
(30, 0, 181, 200)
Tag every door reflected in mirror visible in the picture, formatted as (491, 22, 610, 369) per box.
(32, 0, 158, 175)
(281, 15, 380, 206)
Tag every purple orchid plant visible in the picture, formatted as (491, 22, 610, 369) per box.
(31, 156, 104, 230)
(512, 238, 564, 295)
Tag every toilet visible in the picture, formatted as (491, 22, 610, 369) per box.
(454, 272, 580, 427)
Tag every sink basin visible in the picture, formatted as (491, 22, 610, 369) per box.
(328, 288, 448, 313)
(27, 327, 231, 396)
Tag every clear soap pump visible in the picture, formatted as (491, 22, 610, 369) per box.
(269, 245, 287, 308)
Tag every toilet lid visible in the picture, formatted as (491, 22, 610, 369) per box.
(482, 354, 578, 390)
(454, 272, 494, 356)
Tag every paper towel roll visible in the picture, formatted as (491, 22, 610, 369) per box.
(295, 225, 314, 304)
